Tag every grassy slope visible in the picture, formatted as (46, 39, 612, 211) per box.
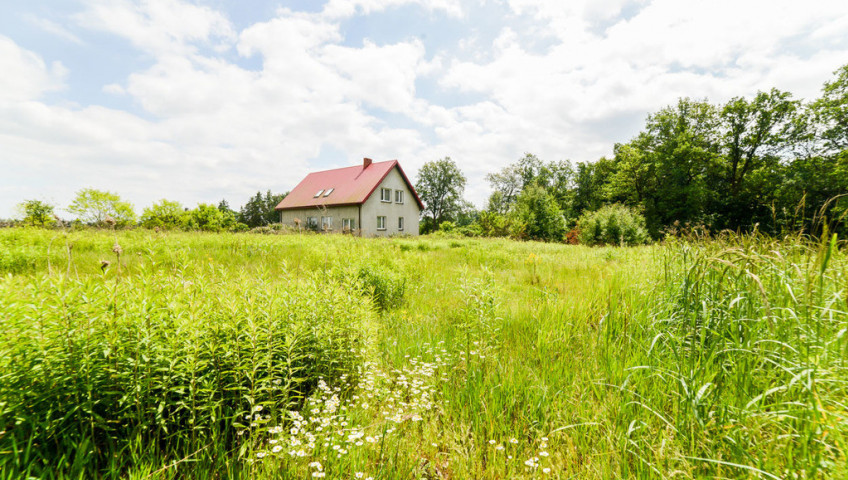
(1, 229, 846, 479)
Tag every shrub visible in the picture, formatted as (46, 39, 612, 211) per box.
(456, 223, 483, 237)
(356, 264, 406, 310)
(478, 211, 509, 237)
(507, 184, 567, 242)
(577, 204, 649, 246)
(438, 221, 457, 233)
(140, 199, 185, 229)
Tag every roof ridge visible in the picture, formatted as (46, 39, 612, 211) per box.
(306, 159, 396, 176)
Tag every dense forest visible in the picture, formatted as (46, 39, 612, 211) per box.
(419, 63, 848, 241)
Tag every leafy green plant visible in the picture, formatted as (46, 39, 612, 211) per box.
(356, 264, 406, 311)
(577, 203, 649, 246)
(0, 246, 372, 478)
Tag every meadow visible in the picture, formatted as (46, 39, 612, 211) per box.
(0, 228, 846, 479)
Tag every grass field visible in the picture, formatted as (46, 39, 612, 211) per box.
(1, 228, 846, 479)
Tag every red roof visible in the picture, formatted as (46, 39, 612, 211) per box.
(275, 159, 424, 211)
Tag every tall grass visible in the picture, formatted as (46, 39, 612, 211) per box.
(0, 228, 845, 478)
(0, 234, 374, 478)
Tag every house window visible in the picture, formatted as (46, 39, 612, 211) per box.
(321, 216, 332, 230)
(323, 188, 334, 197)
(381, 188, 391, 202)
(343, 218, 356, 231)
(314, 190, 324, 198)
(306, 217, 318, 228)
(377, 216, 386, 230)
(395, 190, 404, 204)
(398, 217, 404, 230)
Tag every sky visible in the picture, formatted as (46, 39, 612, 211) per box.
(2, 0, 848, 218)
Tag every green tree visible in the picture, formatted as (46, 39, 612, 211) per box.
(17, 199, 55, 227)
(485, 153, 549, 214)
(140, 199, 185, 229)
(811, 64, 848, 153)
(67, 188, 136, 227)
(572, 157, 618, 218)
(508, 184, 567, 242)
(415, 157, 467, 230)
(217, 199, 235, 215)
(712, 89, 799, 230)
(183, 204, 227, 231)
(239, 190, 286, 228)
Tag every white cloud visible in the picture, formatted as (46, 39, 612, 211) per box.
(2, 0, 848, 217)
(321, 0, 464, 19)
(0, 36, 66, 102)
(436, 0, 848, 179)
(24, 14, 84, 45)
(74, 0, 235, 55)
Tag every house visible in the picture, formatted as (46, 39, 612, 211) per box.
(275, 158, 424, 236)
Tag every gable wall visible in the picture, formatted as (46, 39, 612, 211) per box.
(360, 166, 421, 236)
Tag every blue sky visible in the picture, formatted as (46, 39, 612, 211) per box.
(2, 0, 848, 218)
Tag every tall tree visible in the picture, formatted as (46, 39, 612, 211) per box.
(811, 64, 848, 153)
(67, 188, 136, 226)
(614, 99, 720, 234)
(239, 190, 286, 228)
(486, 153, 548, 214)
(714, 89, 799, 230)
(415, 157, 467, 229)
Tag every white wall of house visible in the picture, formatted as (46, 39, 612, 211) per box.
(278, 167, 421, 236)
(360, 167, 421, 237)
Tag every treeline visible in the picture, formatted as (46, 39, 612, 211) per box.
(15, 189, 286, 232)
(10, 64, 847, 242)
(417, 64, 848, 243)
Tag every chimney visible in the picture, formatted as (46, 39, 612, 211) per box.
(363, 157, 372, 169)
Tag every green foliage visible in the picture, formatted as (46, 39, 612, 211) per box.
(478, 210, 509, 237)
(0, 229, 847, 479)
(415, 157, 467, 230)
(811, 63, 848, 152)
(437, 220, 456, 233)
(67, 188, 137, 227)
(182, 203, 236, 231)
(0, 238, 371, 477)
(577, 203, 648, 246)
(239, 191, 286, 228)
(486, 154, 576, 217)
(356, 264, 406, 311)
(139, 199, 185, 229)
(507, 184, 566, 242)
(17, 199, 55, 227)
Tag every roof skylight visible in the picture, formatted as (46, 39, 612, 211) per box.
(314, 190, 324, 198)
(323, 188, 334, 197)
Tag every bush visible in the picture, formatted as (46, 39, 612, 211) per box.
(507, 184, 567, 242)
(438, 221, 457, 233)
(357, 264, 406, 310)
(478, 211, 509, 237)
(456, 223, 483, 237)
(577, 204, 649, 246)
